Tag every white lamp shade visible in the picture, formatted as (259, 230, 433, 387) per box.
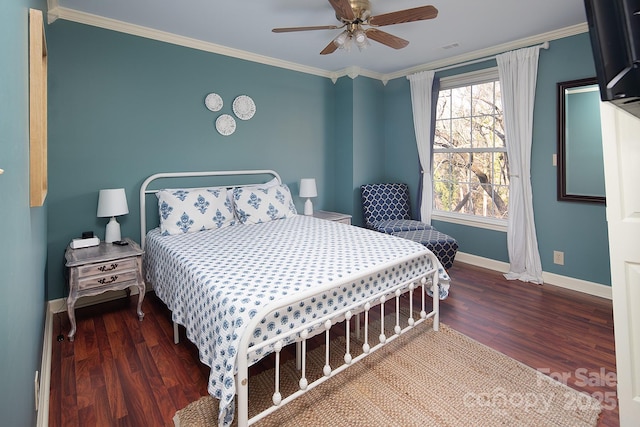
(97, 188, 129, 243)
(97, 188, 129, 218)
(299, 179, 318, 198)
(299, 178, 317, 216)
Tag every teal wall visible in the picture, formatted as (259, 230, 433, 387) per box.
(383, 33, 610, 285)
(382, 77, 423, 212)
(46, 21, 610, 305)
(332, 77, 355, 217)
(0, 1, 48, 425)
(532, 33, 609, 285)
(351, 77, 386, 225)
(331, 76, 386, 226)
(46, 21, 338, 299)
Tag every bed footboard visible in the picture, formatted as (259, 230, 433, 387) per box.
(236, 252, 439, 426)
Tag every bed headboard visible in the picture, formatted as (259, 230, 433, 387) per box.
(139, 170, 282, 248)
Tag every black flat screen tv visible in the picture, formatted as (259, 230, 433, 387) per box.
(583, 0, 640, 119)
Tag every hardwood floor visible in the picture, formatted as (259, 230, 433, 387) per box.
(49, 262, 618, 426)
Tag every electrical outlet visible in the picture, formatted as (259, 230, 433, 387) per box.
(34, 371, 39, 410)
(553, 251, 564, 265)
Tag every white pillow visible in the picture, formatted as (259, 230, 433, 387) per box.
(226, 178, 280, 208)
(232, 184, 297, 224)
(156, 187, 235, 235)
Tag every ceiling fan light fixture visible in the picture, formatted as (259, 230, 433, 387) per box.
(334, 30, 349, 47)
(353, 28, 368, 50)
(275, 1, 437, 55)
(353, 28, 366, 44)
(356, 39, 369, 51)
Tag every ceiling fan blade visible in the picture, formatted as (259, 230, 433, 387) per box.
(365, 28, 409, 49)
(272, 25, 340, 33)
(328, 0, 356, 21)
(320, 38, 339, 55)
(369, 5, 438, 27)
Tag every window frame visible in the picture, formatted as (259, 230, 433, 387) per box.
(432, 67, 508, 232)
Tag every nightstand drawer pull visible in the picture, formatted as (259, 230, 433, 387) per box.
(77, 269, 138, 290)
(78, 258, 137, 277)
(98, 263, 118, 272)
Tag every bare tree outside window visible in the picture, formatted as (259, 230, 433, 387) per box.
(433, 78, 509, 220)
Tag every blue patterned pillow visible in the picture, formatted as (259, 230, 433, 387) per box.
(156, 187, 235, 235)
(232, 184, 297, 224)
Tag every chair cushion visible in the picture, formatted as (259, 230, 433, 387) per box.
(361, 183, 412, 229)
(392, 229, 458, 270)
(372, 219, 432, 234)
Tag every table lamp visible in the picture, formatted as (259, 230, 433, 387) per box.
(97, 188, 129, 243)
(299, 178, 317, 216)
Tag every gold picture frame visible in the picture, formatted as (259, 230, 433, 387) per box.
(29, 8, 48, 207)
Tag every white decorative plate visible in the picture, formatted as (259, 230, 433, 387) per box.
(215, 114, 236, 136)
(232, 95, 256, 120)
(205, 93, 223, 112)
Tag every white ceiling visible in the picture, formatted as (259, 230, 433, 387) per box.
(49, 0, 589, 79)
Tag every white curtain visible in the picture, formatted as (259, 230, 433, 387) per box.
(496, 46, 544, 284)
(408, 70, 436, 224)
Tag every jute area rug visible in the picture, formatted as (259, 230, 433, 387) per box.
(174, 320, 601, 427)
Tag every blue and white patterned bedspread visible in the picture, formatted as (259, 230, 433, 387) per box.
(144, 215, 450, 425)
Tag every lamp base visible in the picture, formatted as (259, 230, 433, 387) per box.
(104, 217, 122, 243)
(304, 199, 314, 216)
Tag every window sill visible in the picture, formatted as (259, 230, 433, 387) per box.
(432, 211, 507, 233)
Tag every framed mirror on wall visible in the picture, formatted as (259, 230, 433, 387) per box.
(557, 77, 606, 204)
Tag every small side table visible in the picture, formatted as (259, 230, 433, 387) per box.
(312, 210, 352, 224)
(65, 237, 145, 341)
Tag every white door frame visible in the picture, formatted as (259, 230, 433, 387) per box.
(600, 101, 640, 425)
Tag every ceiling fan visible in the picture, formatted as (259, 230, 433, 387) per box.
(272, 0, 438, 55)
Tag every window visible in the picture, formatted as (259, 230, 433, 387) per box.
(433, 68, 508, 227)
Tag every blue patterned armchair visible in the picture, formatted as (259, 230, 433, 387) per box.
(360, 183, 458, 270)
(360, 183, 432, 234)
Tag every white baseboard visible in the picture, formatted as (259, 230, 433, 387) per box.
(36, 300, 62, 427)
(49, 287, 145, 314)
(455, 252, 612, 300)
(37, 289, 147, 427)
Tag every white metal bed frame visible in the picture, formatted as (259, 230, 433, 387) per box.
(139, 170, 440, 427)
(140, 169, 283, 250)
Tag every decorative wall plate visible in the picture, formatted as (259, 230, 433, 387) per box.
(215, 114, 236, 136)
(205, 93, 223, 112)
(232, 95, 256, 120)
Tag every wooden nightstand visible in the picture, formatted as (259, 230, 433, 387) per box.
(65, 237, 145, 341)
(312, 210, 352, 224)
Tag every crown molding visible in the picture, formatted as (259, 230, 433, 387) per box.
(384, 23, 589, 82)
(47, 6, 335, 79)
(328, 66, 387, 84)
(46, 4, 588, 84)
(46, 0, 60, 24)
